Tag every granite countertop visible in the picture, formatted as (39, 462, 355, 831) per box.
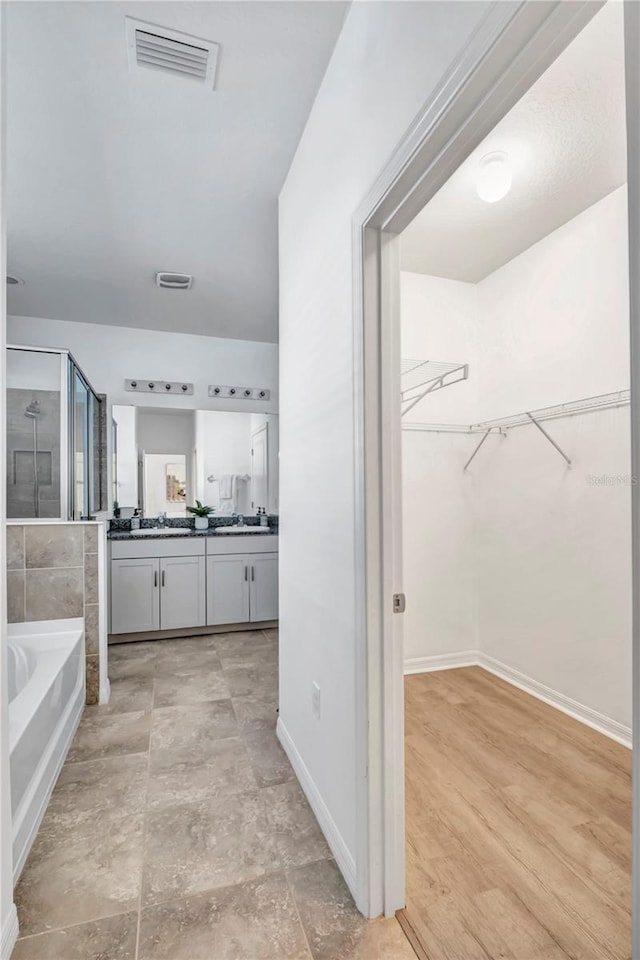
(108, 525, 277, 541)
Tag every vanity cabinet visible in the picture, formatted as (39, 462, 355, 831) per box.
(111, 555, 206, 634)
(109, 534, 277, 636)
(206, 551, 278, 625)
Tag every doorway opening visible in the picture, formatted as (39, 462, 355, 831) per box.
(398, 6, 631, 956)
(354, 1, 636, 954)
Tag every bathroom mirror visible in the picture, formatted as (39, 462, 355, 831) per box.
(112, 405, 279, 518)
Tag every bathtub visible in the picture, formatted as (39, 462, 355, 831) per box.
(8, 618, 85, 880)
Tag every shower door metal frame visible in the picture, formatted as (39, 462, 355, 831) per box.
(68, 357, 102, 521)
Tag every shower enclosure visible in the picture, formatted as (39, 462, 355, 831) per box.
(7, 346, 107, 520)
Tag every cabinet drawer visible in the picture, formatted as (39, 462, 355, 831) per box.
(110, 538, 206, 560)
(206, 535, 279, 556)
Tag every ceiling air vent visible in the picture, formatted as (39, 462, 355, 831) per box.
(156, 272, 193, 290)
(126, 18, 220, 89)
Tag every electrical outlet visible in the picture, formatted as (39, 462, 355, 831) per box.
(312, 681, 321, 719)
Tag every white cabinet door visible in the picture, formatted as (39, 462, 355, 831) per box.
(111, 558, 160, 634)
(249, 553, 278, 622)
(160, 556, 206, 630)
(207, 555, 250, 625)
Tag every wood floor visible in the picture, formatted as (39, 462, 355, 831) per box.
(402, 667, 631, 960)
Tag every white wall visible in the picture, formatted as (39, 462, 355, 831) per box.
(401, 186, 632, 729)
(475, 408, 632, 728)
(278, 0, 492, 902)
(401, 272, 478, 424)
(401, 273, 479, 663)
(7, 316, 278, 414)
(477, 186, 630, 418)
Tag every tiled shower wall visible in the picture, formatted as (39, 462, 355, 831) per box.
(7, 523, 101, 704)
(6, 388, 62, 519)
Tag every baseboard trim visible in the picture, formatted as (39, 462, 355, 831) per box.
(404, 651, 479, 674)
(276, 717, 358, 900)
(108, 621, 277, 644)
(1, 903, 19, 960)
(479, 653, 632, 749)
(404, 651, 632, 748)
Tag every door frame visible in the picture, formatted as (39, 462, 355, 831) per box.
(251, 421, 269, 513)
(351, 0, 640, 928)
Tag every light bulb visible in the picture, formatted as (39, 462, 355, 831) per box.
(476, 151, 512, 203)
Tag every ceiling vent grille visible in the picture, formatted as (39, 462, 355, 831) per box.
(126, 18, 220, 88)
(156, 272, 193, 290)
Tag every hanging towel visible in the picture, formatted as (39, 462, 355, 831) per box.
(220, 474, 234, 499)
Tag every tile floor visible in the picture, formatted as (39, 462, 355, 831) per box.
(12, 629, 415, 960)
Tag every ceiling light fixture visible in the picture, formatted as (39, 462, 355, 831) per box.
(476, 151, 512, 203)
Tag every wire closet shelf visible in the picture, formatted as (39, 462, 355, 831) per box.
(401, 359, 469, 417)
(402, 389, 631, 471)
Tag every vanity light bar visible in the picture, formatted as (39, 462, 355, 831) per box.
(125, 379, 194, 395)
(208, 385, 270, 401)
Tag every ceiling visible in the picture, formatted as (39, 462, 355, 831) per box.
(400, 1, 626, 284)
(6, 1, 347, 342)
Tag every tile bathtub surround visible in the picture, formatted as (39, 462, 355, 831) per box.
(6, 523, 104, 705)
(12, 630, 414, 960)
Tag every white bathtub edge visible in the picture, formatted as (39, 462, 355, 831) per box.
(12, 669, 84, 882)
(0, 903, 19, 960)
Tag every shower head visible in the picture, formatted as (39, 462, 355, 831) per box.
(24, 400, 41, 419)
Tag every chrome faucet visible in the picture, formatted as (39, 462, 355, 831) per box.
(237, 514, 245, 527)
(157, 512, 167, 528)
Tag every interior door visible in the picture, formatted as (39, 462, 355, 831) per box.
(160, 555, 206, 630)
(251, 423, 268, 513)
(207, 554, 250, 625)
(249, 553, 279, 622)
(111, 557, 160, 634)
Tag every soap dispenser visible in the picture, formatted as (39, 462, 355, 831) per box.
(260, 508, 269, 528)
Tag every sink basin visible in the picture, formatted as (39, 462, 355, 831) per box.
(130, 527, 190, 537)
(215, 525, 271, 534)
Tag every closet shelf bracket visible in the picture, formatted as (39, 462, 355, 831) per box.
(525, 412, 571, 467)
(463, 428, 505, 472)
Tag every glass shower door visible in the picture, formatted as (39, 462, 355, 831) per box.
(6, 348, 64, 519)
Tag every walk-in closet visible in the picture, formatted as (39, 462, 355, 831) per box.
(397, 4, 632, 957)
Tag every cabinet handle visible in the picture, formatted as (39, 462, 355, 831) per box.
(154, 571, 158, 588)
(244, 566, 248, 581)
(251, 566, 255, 582)
(162, 570, 165, 587)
